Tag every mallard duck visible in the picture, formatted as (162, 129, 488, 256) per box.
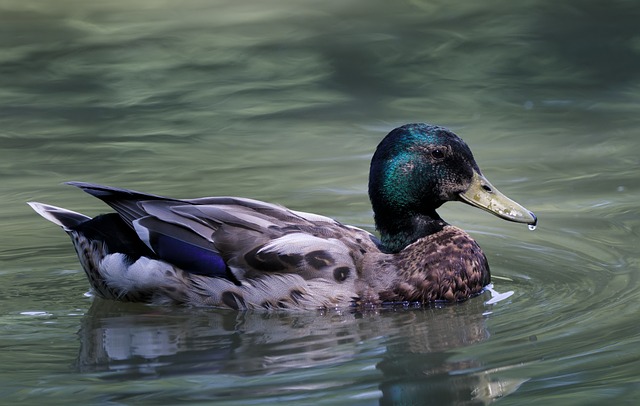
(28, 123, 536, 310)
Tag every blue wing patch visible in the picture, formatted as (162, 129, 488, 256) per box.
(134, 217, 227, 278)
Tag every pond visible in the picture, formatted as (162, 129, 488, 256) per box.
(1, 0, 639, 404)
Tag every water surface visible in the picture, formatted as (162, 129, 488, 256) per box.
(2, 0, 640, 404)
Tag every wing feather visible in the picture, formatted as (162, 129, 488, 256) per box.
(68, 182, 381, 287)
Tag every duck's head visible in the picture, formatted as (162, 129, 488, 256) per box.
(369, 123, 536, 253)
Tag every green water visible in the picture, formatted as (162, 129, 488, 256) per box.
(2, 0, 639, 404)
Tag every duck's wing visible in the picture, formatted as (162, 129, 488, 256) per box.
(68, 182, 380, 285)
(143, 200, 384, 309)
(137, 197, 379, 283)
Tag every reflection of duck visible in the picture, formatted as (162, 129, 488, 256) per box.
(77, 300, 492, 376)
(76, 299, 526, 403)
(29, 123, 536, 309)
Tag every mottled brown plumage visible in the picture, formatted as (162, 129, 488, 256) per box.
(359, 226, 490, 304)
(28, 123, 536, 310)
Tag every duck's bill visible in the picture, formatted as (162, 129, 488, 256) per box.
(458, 171, 537, 226)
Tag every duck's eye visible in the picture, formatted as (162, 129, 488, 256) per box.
(431, 148, 445, 159)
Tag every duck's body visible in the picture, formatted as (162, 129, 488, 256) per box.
(29, 123, 536, 310)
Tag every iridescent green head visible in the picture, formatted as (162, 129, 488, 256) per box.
(368, 123, 536, 253)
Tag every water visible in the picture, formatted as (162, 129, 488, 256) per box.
(2, 0, 640, 404)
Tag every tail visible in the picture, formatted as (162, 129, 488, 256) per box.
(28, 200, 161, 302)
(27, 202, 91, 231)
(28, 201, 115, 298)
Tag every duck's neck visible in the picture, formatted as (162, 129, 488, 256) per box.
(375, 210, 447, 254)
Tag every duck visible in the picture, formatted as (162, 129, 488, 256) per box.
(28, 123, 536, 310)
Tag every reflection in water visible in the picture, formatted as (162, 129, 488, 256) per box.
(77, 299, 526, 404)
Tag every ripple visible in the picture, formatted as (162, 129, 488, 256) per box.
(19, 311, 52, 317)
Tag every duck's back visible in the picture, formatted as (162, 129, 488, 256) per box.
(32, 183, 384, 309)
